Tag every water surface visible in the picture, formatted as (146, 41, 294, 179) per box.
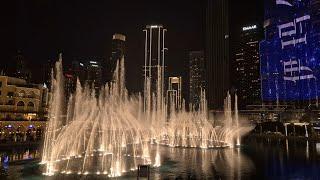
(1, 139, 320, 179)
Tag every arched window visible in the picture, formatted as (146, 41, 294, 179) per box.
(27, 102, 34, 107)
(17, 101, 25, 106)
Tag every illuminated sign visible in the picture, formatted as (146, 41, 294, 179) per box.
(260, 0, 320, 101)
(89, 61, 97, 64)
(242, 25, 257, 31)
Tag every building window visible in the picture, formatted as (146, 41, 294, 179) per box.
(27, 102, 35, 107)
(17, 101, 25, 106)
(6, 100, 14, 105)
(0, 81, 2, 87)
(7, 92, 14, 98)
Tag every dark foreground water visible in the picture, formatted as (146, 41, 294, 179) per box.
(1, 138, 320, 179)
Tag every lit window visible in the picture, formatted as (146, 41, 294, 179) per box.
(7, 92, 14, 97)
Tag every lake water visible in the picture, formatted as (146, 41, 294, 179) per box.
(1, 138, 320, 179)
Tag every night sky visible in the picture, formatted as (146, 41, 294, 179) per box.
(1, 0, 263, 93)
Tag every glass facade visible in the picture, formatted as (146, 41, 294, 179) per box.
(260, 0, 320, 101)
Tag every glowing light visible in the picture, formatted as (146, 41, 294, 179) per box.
(242, 25, 257, 31)
(41, 55, 251, 178)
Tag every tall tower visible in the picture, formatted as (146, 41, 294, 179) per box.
(143, 25, 167, 113)
(13, 51, 32, 82)
(167, 77, 182, 109)
(86, 60, 102, 90)
(234, 24, 262, 109)
(206, 0, 230, 110)
(105, 33, 126, 83)
(189, 51, 205, 109)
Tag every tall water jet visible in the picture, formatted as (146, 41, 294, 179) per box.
(41, 54, 65, 176)
(42, 54, 253, 177)
(235, 94, 240, 146)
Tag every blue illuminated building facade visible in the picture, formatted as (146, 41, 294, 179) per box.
(260, 0, 320, 105)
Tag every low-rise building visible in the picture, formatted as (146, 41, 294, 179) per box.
(0, 76, 49, 121)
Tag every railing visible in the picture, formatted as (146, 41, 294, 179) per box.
(0, 118, 48, 122)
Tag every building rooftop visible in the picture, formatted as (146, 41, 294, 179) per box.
(113, 33, 126, 41)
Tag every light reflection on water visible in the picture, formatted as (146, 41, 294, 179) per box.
(149, 146, 255, 179)
(316, 143, 320, 154)
(0, 139, 320, 179)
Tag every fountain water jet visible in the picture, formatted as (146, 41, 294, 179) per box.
(41, 55, 253, 177)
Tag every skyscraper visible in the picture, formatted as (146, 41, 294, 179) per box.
(167, 76, 182, 109)
(260, 0, 320, 107)
(105, 33, 126, 83)
(143, 25, 167, 113)
(41, 59, 53, 89)
(205, 0, 230, 110)
(189, 51, 205, 109)
(86, 60, 102, 90)
(13, 51, 32, 82)
(234, 25, 262, 109)
(71, 60, 86, 85)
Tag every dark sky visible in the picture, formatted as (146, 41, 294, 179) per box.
(1, 0, 263, 93)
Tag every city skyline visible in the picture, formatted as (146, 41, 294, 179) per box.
(1, 0, 263, 94)
(1, 1, 320, 179)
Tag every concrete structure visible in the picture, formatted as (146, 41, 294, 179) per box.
(0, 76, 48, 120)
(206, 0, 230, 110)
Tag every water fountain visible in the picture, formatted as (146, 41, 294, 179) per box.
(41, 55, 253, 177)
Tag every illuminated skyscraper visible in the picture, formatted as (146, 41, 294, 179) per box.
(260, 0, 320, 107)
(86, 60, 102, 90)
(167, 76, 182, 109)
(206, 0, 230, 110)
(234, 25, 262, 109)
(143, 25, 167, 112)
(189, 51, 205, 109)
